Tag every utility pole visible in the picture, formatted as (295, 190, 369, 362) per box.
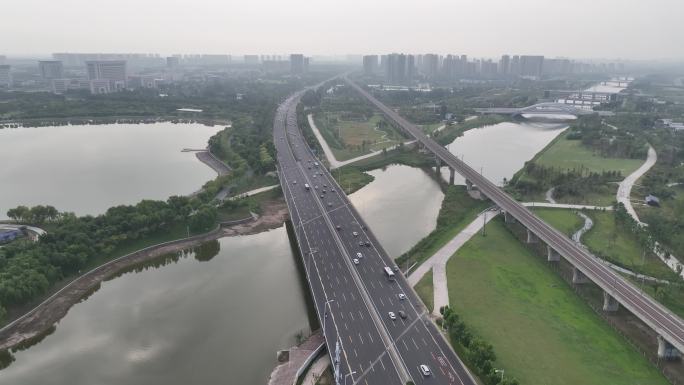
(482, 210, 487, 236)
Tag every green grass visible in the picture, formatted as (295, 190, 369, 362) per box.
(446, 219, 668, 385)
(414, 269, 434, 313)
(532, 207, 584, 238)
(315, 113, 405, 161)
(583, 211, 675, 280)
(536, 133, 643, 175)
(397, 186, 489, 267)
(554, 185, 618, 207)
(332, 167, 375, 195)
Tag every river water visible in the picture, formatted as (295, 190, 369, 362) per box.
(0, 164, 443, 385)
(0, 122, 220, 218)
(0, 120, 562, 384)
(440, 121, 567, 186)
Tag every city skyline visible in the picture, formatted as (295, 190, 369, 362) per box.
(3, 0, 684, 60)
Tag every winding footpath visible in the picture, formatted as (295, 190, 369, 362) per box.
(617, 145, 657, 225)
(307, 113, 414, 169)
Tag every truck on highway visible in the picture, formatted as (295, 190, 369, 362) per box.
(383, 266, 395, 280)
(304, 183, 310, 190)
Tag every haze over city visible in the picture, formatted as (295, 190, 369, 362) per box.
(1, 2, 684, 385)
(3, 0, 684, 59)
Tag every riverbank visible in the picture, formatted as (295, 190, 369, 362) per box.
(0, 198, 288, 353)
(0, 116, 230, 128)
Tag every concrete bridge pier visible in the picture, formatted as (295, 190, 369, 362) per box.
(657, 335, 681, 360)
(602, 291, 619, 312)
(503, 211, 516, 223)
(434, 157, 442, 175)
(465, 179, 473, 191)
(448, 167, 455, 185)
(572, 267, 589, 284)
(547, 245, 560, 262)
(526, 229, 539, 244)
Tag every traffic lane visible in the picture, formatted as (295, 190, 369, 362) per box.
(301, 216, 404, 381)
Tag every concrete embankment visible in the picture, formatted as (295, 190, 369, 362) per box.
(195, 150, 231, 176)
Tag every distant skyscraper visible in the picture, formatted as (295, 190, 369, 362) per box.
(244, 55, 259, 65)
(384, 53, 410, 84)
(0, 65, 11, 88)
(166, 56, 180, 68)
(86, 60, 126, 92)
(498, 55, 510, 75)
(290, 54, 305, 74)
(422, 54, 439, 79)
(363, 55, 378, 75)
(39, 60, 64, 80)
(519, 55, 544, 78)
(510, 55, 521, 75)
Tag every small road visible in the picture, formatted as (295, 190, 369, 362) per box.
(617, 144, 657, 225)
(407, 208, 499, 315)
(228, 184, 279, 200)
(307, 113, 414, 169)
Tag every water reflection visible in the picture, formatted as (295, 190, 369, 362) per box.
(441, 121, 567, 186)
(0, 122, 220, 217)
(0, 227, 311, 385)
(350, 165, 443, 258)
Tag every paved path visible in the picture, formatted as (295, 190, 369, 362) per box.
(408, 208, 499, 316)
(545, 187, 557, 203)
(522, 202, 611, 210)
(267, 331, 325, 385)
(228, 184, 279, 200)
(617, 144, 656, 225)
(307, 113, 415, 169)
(300, 353, 331, 385)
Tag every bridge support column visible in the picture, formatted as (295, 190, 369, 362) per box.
(547, 245, 560, 262)
(526, 229, 539, 244)
(448, 167, 455, 185)
(602, 291, 619, 312)
(465, 179, 473, 191)
(572, 267, 589, 284)
(657, 335, 681, 360)
(503, 211, 516, 223)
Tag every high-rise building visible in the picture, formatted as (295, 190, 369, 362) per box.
(510, 55, 520, 75)
(422, 54, 440, 79)
(166, 56, 180, 68)
(0, 65, 11, 88)
(362, 55, 378, 75)
(39, 60, 64, 80)
(519, 55, 544, 78)
(383, 53, 411, 84)
(498, 55, 510, 75)
(86, 60, 127, 92)
(244, 55, 259, 65)
(290, 54, 306, 74)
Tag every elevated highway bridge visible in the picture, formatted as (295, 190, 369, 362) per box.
(344, 77, 683, 360)
(273, 88, 477, 385)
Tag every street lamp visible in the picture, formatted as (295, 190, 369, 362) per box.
(344, 371, 357, 385)
(322, 299, 335, 333)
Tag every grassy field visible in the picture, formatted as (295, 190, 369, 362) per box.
(315, 113, 405, 161)
(446, 219, 668, 385)
(414, 269, 434, 313)
(531, 207, 584, 238)
(536, 132, 643, 175)
(583, 210, 675, 280)
(396, 186, 489, 268)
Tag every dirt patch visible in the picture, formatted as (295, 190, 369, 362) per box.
(0, 199, 288, 352)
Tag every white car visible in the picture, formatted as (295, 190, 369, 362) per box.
(292, 180, 297, 185)
(352, 231, 359, 237)
(398, 294, 406, 300)
(419, 364, 431, 377)
(356, 252, 363, 259)
(353, 258, 360, 265)
(388, 312, 396, 320)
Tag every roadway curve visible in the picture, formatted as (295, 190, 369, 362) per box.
(344, 77, 684, 354)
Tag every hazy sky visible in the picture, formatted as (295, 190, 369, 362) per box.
(4, 0, 683, 59)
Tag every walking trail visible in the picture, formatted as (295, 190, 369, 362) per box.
(307, 114, 414, 169)
(614, 144, 684, 278)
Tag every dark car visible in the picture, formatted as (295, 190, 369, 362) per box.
(398, 310, 407, 319)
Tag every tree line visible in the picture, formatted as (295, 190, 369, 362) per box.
(439, 306, 519, 385)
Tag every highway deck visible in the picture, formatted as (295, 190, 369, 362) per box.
(273, 91, 476, 385)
